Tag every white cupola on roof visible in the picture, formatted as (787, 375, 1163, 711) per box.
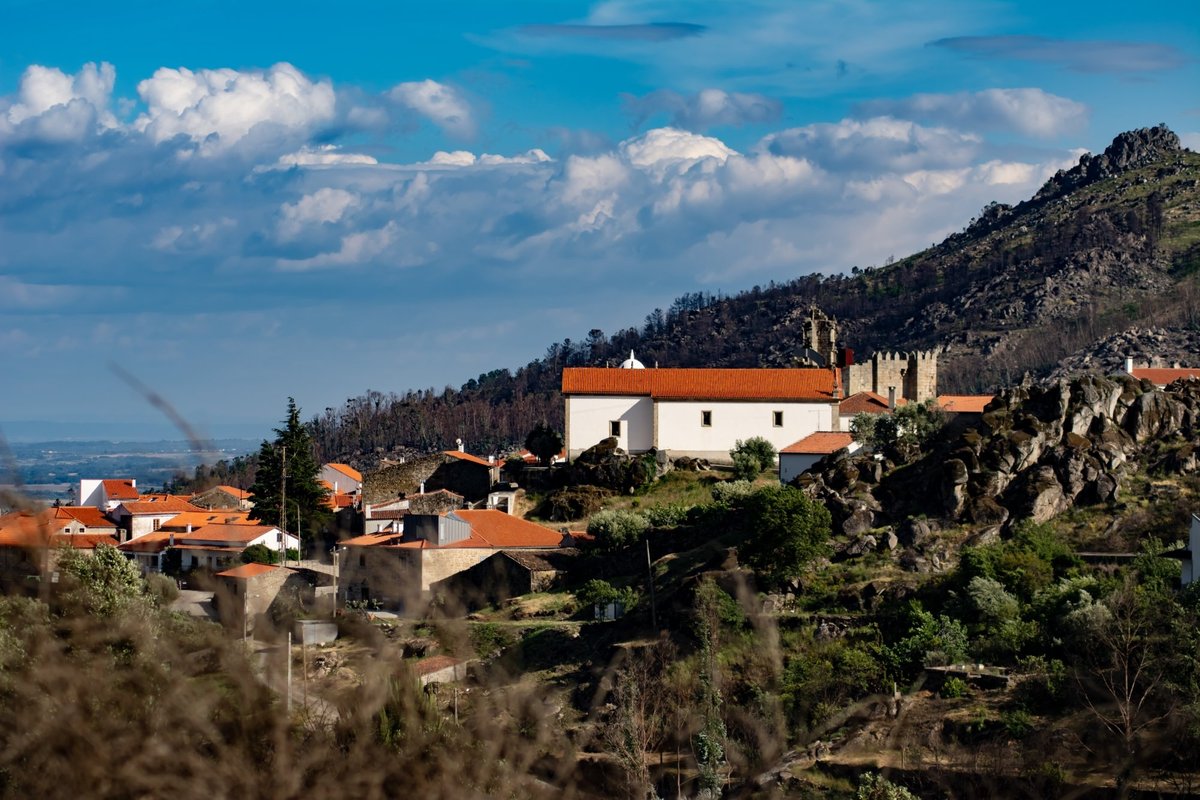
(619, 350, 646, 369)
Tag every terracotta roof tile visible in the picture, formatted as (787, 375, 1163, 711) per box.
(446, 510, 567, 548)
(342, 533, 405, 547)
(443, 450, 493, 467)
(0, 511, 119, 548)
(118, 498, 204, 514)
(325, 463, 363, 483)
(216, 562, 285, 579)
(414, 655, 464, 676)
(101, 479, 139, 500)
(160, 511, 253, 530)
(781, 432, 855, 455)
(562, 367, 835, 401)
(55, 506, 115, 529)
(215, 485, 251, 500)
(839, 391, 902, 415)
(937, 395, 994, 413)
(1131, 368, 1200, 386)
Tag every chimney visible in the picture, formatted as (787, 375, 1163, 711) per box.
(1125, 356, 1134, 374)
(186, 524, 192, 534)
(169, 532, 175, 547)
(888, 386, 896, 410)
(419, 482, 425, 495)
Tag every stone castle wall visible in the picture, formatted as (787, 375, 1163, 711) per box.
(843, 350, 938, 403)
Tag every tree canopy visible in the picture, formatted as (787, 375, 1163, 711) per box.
(524, 422, 564, 466)
(248, 398, 330, 552)
(738, 485, 832, 586)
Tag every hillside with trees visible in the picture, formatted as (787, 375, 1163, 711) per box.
(306, 126, 1199, 467)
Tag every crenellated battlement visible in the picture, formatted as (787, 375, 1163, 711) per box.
(842, 347, 940, 403)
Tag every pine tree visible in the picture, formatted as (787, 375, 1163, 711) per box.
(248, 398, 330, 553)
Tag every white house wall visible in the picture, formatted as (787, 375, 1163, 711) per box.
(567, 396, 653, 457)
(654, 401, 832, 462)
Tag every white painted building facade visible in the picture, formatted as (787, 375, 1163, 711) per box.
(563, 363, 839, 463)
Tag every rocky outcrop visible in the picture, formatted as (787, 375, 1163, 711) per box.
(798, 374, 1200, 570)
(1033, 125, 1183, 203)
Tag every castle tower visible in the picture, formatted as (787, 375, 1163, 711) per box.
(801, 306, 838, 367)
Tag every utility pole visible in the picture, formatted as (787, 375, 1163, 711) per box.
(331, 546, 339, 619)
(286, 630, 293, 715)
(645, 537, 658, 630)
(279, 444, 287, 568)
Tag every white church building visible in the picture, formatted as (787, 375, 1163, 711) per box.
(562, 353, 840, 463)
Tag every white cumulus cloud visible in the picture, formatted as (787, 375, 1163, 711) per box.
(619, 127, 736, 175)
(388, 79, 475, 138)
(278, 188, 360, 239)
(134, 63, 336, 153)
(1, 62, 116, 141)
(623, 88, 782, 131)
(858, 88, 1089, 138)
(275, 144, 378, 167)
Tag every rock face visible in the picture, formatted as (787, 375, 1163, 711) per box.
(797, 374, 1200, 569)
(1033, 125, 1183, 202)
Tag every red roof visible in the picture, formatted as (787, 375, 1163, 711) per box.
(160, 511, 254, 530)
(937, 395, 994, 413)
(102, 479, 139, 500)
(118, 498, 203, 515)
(1131, 368, 1200, 386)
(216, 562, 284, 579)
(55, 506, 115, 529)
(186, 524, 279, 544)
(562, 367, 835, 401)
(346, 510, 566, 550)
(342, 533, 405, 547)
(781, 432, 855, 455)
(414, 655, 464, 676)
(442, 510, 566, 548)
(443, 450, 493, 467)
(324, 463, 363, 483)
(839, 391, 901, 415)
(215, 485, 251, 500)
(0, 511, 118, 549)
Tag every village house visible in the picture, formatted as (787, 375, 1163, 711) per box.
(189, 485, 254, 511)
(338, 509, 573, 614)
(778, 432, 860, 483)
(78, 478, 139, 511)
(362, 449, 501, 507)
(119, 515, 298, 573)
(0, 508, 121, 589)
(1125, 357, 1200, 388)
(212, 562, 304, 635)
(109, 496, 204, 543)
(562, 358, 841, 463)
(319, 463, 363, 496)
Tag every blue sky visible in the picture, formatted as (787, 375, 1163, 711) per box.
(1, 0, 1197, 441)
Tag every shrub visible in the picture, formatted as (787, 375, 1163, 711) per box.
(940, 676, 968, 699)
(738, 485, 832, 587)
(731, 436, 777, 471)
(144, 573, 180, 607)
(575, 579, 638, 612)
(710, 479, 756, 506)
(730, 450, 761, 481)
(586, 509, 649, 551)
(643, 503, 688, 528)
(856, 772, 919, 800)
(241, 543, 275, 564)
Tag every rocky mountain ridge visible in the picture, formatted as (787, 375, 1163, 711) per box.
(799, 373, 1200, 572)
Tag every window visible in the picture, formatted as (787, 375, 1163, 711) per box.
(773, 411, 784, 427)
(701, 410, 713, 427)
(152, 518, 160, 530)
(609, 420, 622, 437)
